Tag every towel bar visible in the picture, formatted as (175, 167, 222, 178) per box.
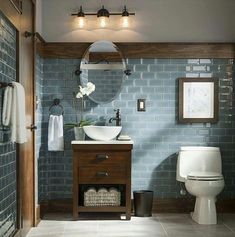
(0, 82, 13, 89)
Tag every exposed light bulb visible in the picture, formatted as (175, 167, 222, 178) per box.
(122, 16, 129, 28)
(76, 6, 85, 29)
(99, 16, 108, 28)
(77, 16, 85, 28)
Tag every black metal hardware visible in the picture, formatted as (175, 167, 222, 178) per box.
(96, 171, 109, 177)
(0, 82, 13, 89)
(49, 99, 64, 115)
(124, 69, 132, 76)
(122, 6, 129, 17)
(30, 124, 37, 131)
(24, 31, 46, 43)
(24, 31, 35, 38)
(97, 6, 110, 18)
(96, 154, 109, 160)
(75, 69, 82, 76)
(71, 5, 135, 16)
(109, 109, 121, 126)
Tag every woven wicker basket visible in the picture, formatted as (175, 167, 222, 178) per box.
(84, 188, 121, 206)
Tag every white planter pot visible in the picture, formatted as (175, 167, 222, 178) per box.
(74, 127, 85, 140)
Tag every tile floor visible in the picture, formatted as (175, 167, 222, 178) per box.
(27, 213, 235, 237)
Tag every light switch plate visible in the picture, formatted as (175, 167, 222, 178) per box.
(137, 99, 146, 112)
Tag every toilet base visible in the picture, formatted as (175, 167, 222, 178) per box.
(191, 197, 217, 225)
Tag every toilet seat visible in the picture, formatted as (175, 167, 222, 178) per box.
(187, 171, 223, 181)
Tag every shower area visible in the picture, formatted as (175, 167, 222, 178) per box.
(0, 11, 18, 237)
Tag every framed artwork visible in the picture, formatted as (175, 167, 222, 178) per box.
(178, 78, 218, 123)
(9, 0, 22, 14)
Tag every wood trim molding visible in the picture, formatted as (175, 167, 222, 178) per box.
(35, 204, 41, 226)
(36, 42, 90, 58)
(35, 32, 46, 43)
(40, 198, 235, 218)
(36, 42, 235, 59)
(13, 230, 21, 237)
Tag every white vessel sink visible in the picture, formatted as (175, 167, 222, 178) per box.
(83, 125, 122, 141)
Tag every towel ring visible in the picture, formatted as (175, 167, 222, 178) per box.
(49, 99, 64, 115)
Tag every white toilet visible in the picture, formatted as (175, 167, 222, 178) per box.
(176, 146, 224, 225)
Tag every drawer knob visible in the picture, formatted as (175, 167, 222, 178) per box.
(96, 154, 109, 160)
(96, 171, 109, 177)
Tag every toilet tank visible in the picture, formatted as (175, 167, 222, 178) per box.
(176, 146, 222, 182)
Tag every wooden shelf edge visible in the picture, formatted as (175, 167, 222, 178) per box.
(78, 206, 126, 212)
(37, 42, 235, 59)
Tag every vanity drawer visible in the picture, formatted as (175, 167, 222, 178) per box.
(79, 166, 126, 184)
(77, 152, 128, 166)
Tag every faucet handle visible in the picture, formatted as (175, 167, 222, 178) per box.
(114, 109, 120, 116)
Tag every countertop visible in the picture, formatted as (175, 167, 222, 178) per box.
(71, 140, 134, 145)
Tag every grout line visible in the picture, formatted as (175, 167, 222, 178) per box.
(222, 222, 235, 234)
(157, 215, 169, 237)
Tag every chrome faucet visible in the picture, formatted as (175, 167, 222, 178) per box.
(109, 109, 121, 126)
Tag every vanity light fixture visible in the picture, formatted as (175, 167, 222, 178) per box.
(71, 5, 135, 28)
(97, 6, 109, 28)
(76, 6, 85, 28)
(121, 6, 130, 28)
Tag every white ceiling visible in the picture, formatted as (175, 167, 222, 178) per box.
(38, 0, 235, 42)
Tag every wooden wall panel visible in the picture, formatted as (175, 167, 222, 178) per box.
(37, 42, 235, 59)
(0, 0, 21, 29)
(0, 0, 36, 236)
(19, 0, 35, 235)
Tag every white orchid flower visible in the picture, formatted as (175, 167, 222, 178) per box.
(76, 92, 83, 98)
(87, 82, 95, 92)
(76, 82, 95, 98)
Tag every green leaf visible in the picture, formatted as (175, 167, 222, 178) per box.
(79, 120, 92, 127)
(65, 123, 79, 130)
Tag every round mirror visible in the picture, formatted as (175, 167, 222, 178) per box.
(80, 40, 127, 104)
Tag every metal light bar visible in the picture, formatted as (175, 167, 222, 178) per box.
(71, 6, 135, 16)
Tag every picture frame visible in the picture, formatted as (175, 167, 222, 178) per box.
(178, 77, 218, 123)
(9, 0, 22, 14)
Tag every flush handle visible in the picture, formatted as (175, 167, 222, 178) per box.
(96, 154, 109, 160)
(96, 171, 109, 177)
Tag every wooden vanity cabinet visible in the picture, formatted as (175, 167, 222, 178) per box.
(72, 143, 133, 220)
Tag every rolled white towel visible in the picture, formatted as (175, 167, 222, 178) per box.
(86, 187, 96, 193)
(97, 188, 108, 193)
(109, 187, 119, 193)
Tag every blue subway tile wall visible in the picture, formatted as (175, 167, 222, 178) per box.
(0, 11, 17, 237)
(35, 54, 44, 204)
(36, 57, 235, 202)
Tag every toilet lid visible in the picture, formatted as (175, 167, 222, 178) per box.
(187, 171, 223, 181)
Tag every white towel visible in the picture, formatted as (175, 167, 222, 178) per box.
(11, 82, 27, 144)
(48, 115, 64, 151)
(2, 86, 13, 126)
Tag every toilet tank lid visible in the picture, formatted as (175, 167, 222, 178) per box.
(180, 146, 220, 151)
